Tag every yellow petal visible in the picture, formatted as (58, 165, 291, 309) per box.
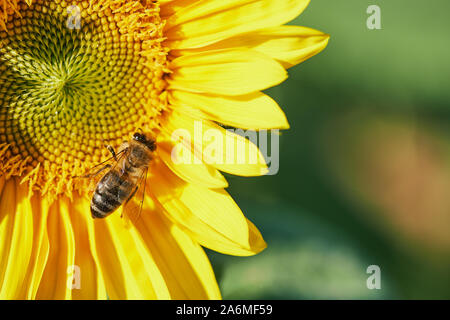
(160, 0, 197, 16)
(35, 197, 75, 299)
(0, 180, 49, 299)
(173, 26, 330, 69)
(162, 111, 268, 176)
(93, 211, 170, 300)
(27, 197, 50, 299)
(169, 49, 287, 96)
(132, 202, 221, 299)
(164, 0, 310, 49)
(70, 198, 108, 300)
(0, 178, 33, 299)
(0, 179, 17, 288)
(158, 140, 229, 189)
(151, 163, 267, 256)
(159, 0, 180, 6)
(170, 90, 289, 130)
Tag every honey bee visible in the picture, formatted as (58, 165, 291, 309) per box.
(82, 132, 156, 219)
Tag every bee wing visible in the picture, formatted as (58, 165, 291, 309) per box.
(121, 166, 148, 225)
(76, 148, 129, 200)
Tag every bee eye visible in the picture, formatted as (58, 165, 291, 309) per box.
(133, 133, 140, 140)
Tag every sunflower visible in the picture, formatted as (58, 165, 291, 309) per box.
(0, 0, 328, 299)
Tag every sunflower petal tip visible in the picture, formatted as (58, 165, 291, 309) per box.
(247, 238, 268, 256)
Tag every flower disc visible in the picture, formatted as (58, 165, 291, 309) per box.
(0, 0, 168, 196)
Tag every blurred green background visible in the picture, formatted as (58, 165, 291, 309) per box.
(208, 0, 450, 299)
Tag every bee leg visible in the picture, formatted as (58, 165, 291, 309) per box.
(121, 186, 138, 218)
(137, 168, 148, 220)
(101, 137, 124, 162)
(106, 145, 118, 161)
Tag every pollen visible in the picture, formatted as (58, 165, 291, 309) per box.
(0, 0, 169, 199)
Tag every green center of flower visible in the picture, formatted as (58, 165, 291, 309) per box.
(0, 0, 167, 195)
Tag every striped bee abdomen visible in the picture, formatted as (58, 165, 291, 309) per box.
(88, 134, 155, 219)
(90, 170, 134, 219)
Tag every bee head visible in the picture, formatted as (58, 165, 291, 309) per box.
(133, 132, 157, 151)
